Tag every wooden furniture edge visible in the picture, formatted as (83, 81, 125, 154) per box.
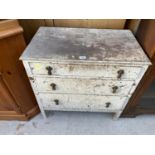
(0, 105, 40, 121)
(25, 105, 40, 120)
(121, 64, 155, 117)
(121, 20, 155, 117)
(0, 19, 23, 39)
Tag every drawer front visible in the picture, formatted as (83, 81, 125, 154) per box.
(39, 93, 127, 111)
(29, 62, 141, 79)
(35, 77, 134, 96)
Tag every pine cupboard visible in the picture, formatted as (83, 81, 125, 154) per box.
(0, 20, 39, 120)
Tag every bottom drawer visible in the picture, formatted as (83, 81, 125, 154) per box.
(39, 93, 128, 112)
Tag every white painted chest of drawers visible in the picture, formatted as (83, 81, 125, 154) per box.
(20, 27, 151, 119)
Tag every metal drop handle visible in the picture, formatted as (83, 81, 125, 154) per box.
(54, 99, 59, 105)
(50, 83, 56, 90)
(112, 86, 118, 93)
(117, 69, 124, 79)
(105, 102, 111, 108)
(46, 66, 53, 75)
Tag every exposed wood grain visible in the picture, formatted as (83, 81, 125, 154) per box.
(44, 19, 54, 26)
(0, 34, 37, 113)
(0, 19, 20, 31)
(122, 20, 155, 117)
(0, 20, 39, 120)
(135, 106, 155, 115)
(19, 19, 127, 43)
(54, 19, 126, 29)
(0, 111, 27, 120)
(122, 64, 155, 116)
(0, 77, 15, 111)
(19, 19, 142, 44)
(136, 20, 155, 59)
(0, 105, 39, 120)
(87, 19, 126, 29)
(19, 19, 46, 43)
(0, 19, 23, 39)
(125, 19, 141, 34)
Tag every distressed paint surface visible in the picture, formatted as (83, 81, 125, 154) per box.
(35, 77, 134, 96)
(29, 62, 142, 80)
(20, 28, 151, 119)
(20, 27, 151, 65)
(22, 61, 47, 118)
(39, 93, 127, 111)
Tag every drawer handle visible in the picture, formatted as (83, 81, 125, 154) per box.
(112, 86, 118, 93)
(50, 83, 56, 90)
(46, 66, 53, 75)
(54, 99, 59, 105)
(117, 69, 124, 79)
(105, 102, 111, 108)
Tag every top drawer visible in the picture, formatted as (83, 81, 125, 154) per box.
(29, 62, 142, 80)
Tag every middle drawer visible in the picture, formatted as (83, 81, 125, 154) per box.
(35, 77, 134, 96)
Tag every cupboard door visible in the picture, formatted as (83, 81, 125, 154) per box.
(0, 75, 19, 112)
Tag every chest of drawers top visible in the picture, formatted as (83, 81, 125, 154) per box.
(20, 27, 150, 65)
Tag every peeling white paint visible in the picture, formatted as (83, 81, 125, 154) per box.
(20, 27, 151, 119)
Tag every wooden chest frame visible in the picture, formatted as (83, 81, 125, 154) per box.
(122, 19, 155, 117)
